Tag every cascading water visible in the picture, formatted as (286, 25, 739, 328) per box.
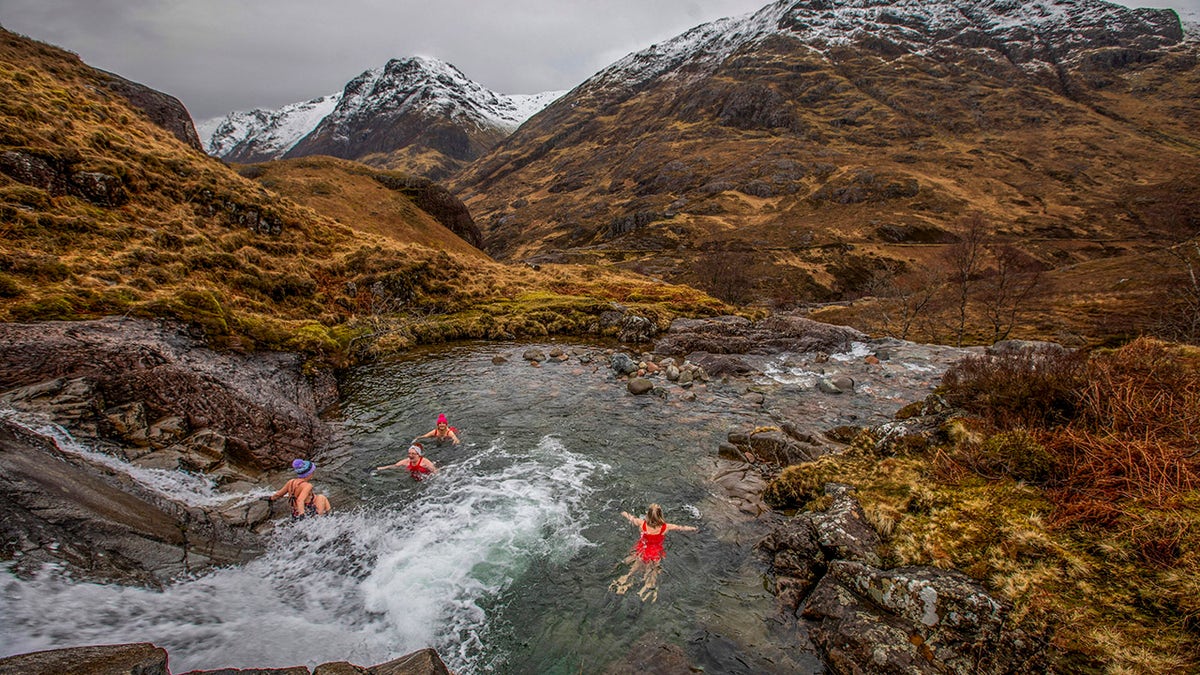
(1, 339, 964, 673)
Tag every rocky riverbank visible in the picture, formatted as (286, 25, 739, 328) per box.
(0, 312, 1032, 673)
(0, 317, 338, 586)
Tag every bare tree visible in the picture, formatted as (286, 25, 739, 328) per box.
(942, 213, 988, 346)
(865, 266, 944, 340)
(1155, 239, 1200, 344)
(977, 244, 1043, 342)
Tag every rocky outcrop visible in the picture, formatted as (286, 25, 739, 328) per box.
(723, 425, 832, 466)
(802, 562, 1039, 675)
(0, 644, 451, 675)
(0, 419, 262, 587)
(760, 484, 1040, 674)
(96, 70, 204, 152)
(0, 318, 337, 473)
(654, 314, 865, 356)
(369, 173, 482, 248)
(0, 150, 129, 207)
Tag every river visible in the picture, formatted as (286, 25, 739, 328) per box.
(0, 338, 970, 673)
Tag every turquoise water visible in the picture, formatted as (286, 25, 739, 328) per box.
(0, 340, 825, 673)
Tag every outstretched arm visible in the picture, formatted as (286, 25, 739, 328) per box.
(620, 511, 643, 527)
(375, 459, 404, 471)
(269, 481, 290, 501)
(449, 430, 461, 445)
(667, 523, 698, 533)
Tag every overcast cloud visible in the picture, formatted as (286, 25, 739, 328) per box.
(2, 0, 1197, 121)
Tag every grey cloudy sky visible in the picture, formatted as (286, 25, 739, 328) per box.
(2, 0, 1197, 121)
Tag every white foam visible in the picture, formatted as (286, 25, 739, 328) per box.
(0, 409, 262, 508)
(0, 435, 603, 673)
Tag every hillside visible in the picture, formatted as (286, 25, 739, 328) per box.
(449, 0, 1200, 345)
(0, 28, 727, 361)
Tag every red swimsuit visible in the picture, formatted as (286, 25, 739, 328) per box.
(633, 522, 667, 563)
(408, 458, 432, 481)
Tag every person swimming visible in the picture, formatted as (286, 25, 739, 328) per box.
(265, 459, 331, 519)
(417, 413, 460, 445)
(609, 503, 697, 602)
(375, 442, 438, 481)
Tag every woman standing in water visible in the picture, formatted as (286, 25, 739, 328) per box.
(417, 413, 461, 445)
(266, 459, 331, 519)
(375, 442, 438, 481)
(610, 503, 697, 602)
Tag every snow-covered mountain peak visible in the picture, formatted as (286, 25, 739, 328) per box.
(592, 0, 1185, 91)
(200, 55, 564, 165)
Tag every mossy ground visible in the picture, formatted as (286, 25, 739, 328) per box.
(766, 339, 1200, 673)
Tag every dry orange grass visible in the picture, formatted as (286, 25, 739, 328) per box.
(0, 28, 730, 361)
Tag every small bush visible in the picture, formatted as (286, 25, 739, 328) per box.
(941, 346, 1087, 428)
(763, 460, 839, 509)
(0, 272, 24, 298)
(980, 430, 1055, 483)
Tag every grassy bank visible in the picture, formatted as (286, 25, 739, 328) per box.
(766, 338, 1200, 673)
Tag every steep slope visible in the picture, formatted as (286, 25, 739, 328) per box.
(0, 29, 724, 359)
(450, 0, 1200, 338)
(200, 56, 563, 181)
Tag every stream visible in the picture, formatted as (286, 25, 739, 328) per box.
(0, 338, 972, 673)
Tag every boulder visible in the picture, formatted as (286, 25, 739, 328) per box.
(610, 352, 639, 376)
(0, 643, 168, 675)
(802, 561, 1040, 674)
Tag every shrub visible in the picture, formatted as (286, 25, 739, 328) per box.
(979, 429, 1055, 483)
(940, 346, 1087, 428)
(763, 460, 839, 509)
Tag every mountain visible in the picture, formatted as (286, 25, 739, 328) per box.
(449, 0, 1200, 338)
(197, 92, 342, 163)
(0, 28, 721, 360)
(200, 56, 564, 181)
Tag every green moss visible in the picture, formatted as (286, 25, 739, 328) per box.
(9, 294, 74, 320)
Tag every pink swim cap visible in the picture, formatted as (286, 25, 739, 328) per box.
(437, 413, 448, 425)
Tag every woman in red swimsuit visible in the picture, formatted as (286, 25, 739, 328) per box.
(610, 503, 698, 602)
(375, 442, 438, 481)
(417, 413, 460, 445)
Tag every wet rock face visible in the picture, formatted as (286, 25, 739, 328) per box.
(0, 317, 337, 472)
(0, 419, 262, 587)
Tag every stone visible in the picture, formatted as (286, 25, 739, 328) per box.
(147, 415, 188, 448)
(816, 378, 843, 395)
(491, 355, 508, 365)
(0, 643, 168, 675)
(610, 352, 638, 376)
(522, 349, 546, 362)
(831, 375, 855, 393)
(627, 378, 655, 395)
